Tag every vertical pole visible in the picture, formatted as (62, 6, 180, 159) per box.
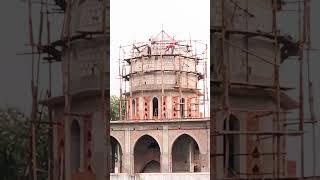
(272, 0, 281, 178)
(220, 0, 231, 177)
(130, 47, 133, 120)
(101, 0, 109, 178)
(27, 0, 37, 179)
(119, 46, 122, 121)
(304, 0, 315, 178)
(63, 0, 72, 179)
(298, 0, 305, 178)
(203, 46, 206, 118)
(45, 0, 53, 179)
(161, 31, 164, 120)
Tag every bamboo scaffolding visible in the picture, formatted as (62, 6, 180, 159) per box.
(211, 0, 314, 179)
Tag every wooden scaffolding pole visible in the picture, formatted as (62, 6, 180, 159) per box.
(161, 30, 164, 120)
(63, 0, 72, 179)
(304, 0, 316, 178)
(298, 0, 305, 178)
(45, 0, 54, 179)
(101, 0, 109, 178)
(220, 0, 232, 177)
(119, 46, 123, 121)
(271, 0, 281, 178)
(27, 0, 38, 179)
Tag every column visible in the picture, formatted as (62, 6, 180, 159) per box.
(123, 128, 131, 173)
(161, 125, 169, 172)
(64, 117, 71, 180)
(92, 113, 107, 180)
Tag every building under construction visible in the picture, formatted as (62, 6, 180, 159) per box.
(21, 0, 320, 180)
(110, 30, 209, 176)
(211, 0, 317, 179)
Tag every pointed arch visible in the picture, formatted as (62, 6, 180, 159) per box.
(171, 134, 200, 172)
(71, 119, 80, 173)
(110, 136, 123, 173)
(223, 114, 240, 177)
(133, 135, 161, 173)
(152, 97, 159, 118)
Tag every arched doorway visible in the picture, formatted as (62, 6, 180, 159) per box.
(141, 160, 160, 173)
(152, 97, 159, 118)
(223, 114, 240, 177)
(71, 119, 80, 173)
(172, 134, 200, 172)
(110, 136, 122, 173)
(134, 135, 161, 173)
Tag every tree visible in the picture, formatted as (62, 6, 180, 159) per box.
(0, 107, 49, 180)
(110, 95, 126, 121)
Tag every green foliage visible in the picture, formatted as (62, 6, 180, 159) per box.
(110, 95, 126, 121)
(0, 106, 49, 180)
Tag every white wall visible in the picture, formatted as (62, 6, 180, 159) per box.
(110, 173, 210, 180)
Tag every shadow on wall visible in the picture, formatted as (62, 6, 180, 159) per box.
(134, 135, 161, 173)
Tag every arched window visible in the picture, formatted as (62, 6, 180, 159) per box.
(180, 98, 185, 118)
(223, 114, 240, 177)
(152, 97, 158, 118)
(71, 120, 80, 173)
(132, 99, 136, 117)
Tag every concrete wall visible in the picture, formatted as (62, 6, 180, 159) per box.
(110, 173, 210, 180)
(62, 37, 109, 94)
(211, 94, 287, 179)
(52, 97, 107, 180)
(110, 119, 210, 174)
(130, 55, 198, 90)
(212, 0, 273, 32)
(66, 0, 110, 37)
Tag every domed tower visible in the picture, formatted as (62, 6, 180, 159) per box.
(120, 30, 206, 121)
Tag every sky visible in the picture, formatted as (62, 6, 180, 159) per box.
(110, 0, 210, 116)
(0, 0, 319, 177)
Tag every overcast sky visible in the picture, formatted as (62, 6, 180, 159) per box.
(110, 0, 210, 94)
(110, 0, 210, 116)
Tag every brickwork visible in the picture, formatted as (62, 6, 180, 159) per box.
(83, 115, 93, 171)
(246, 112, 260, 176)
